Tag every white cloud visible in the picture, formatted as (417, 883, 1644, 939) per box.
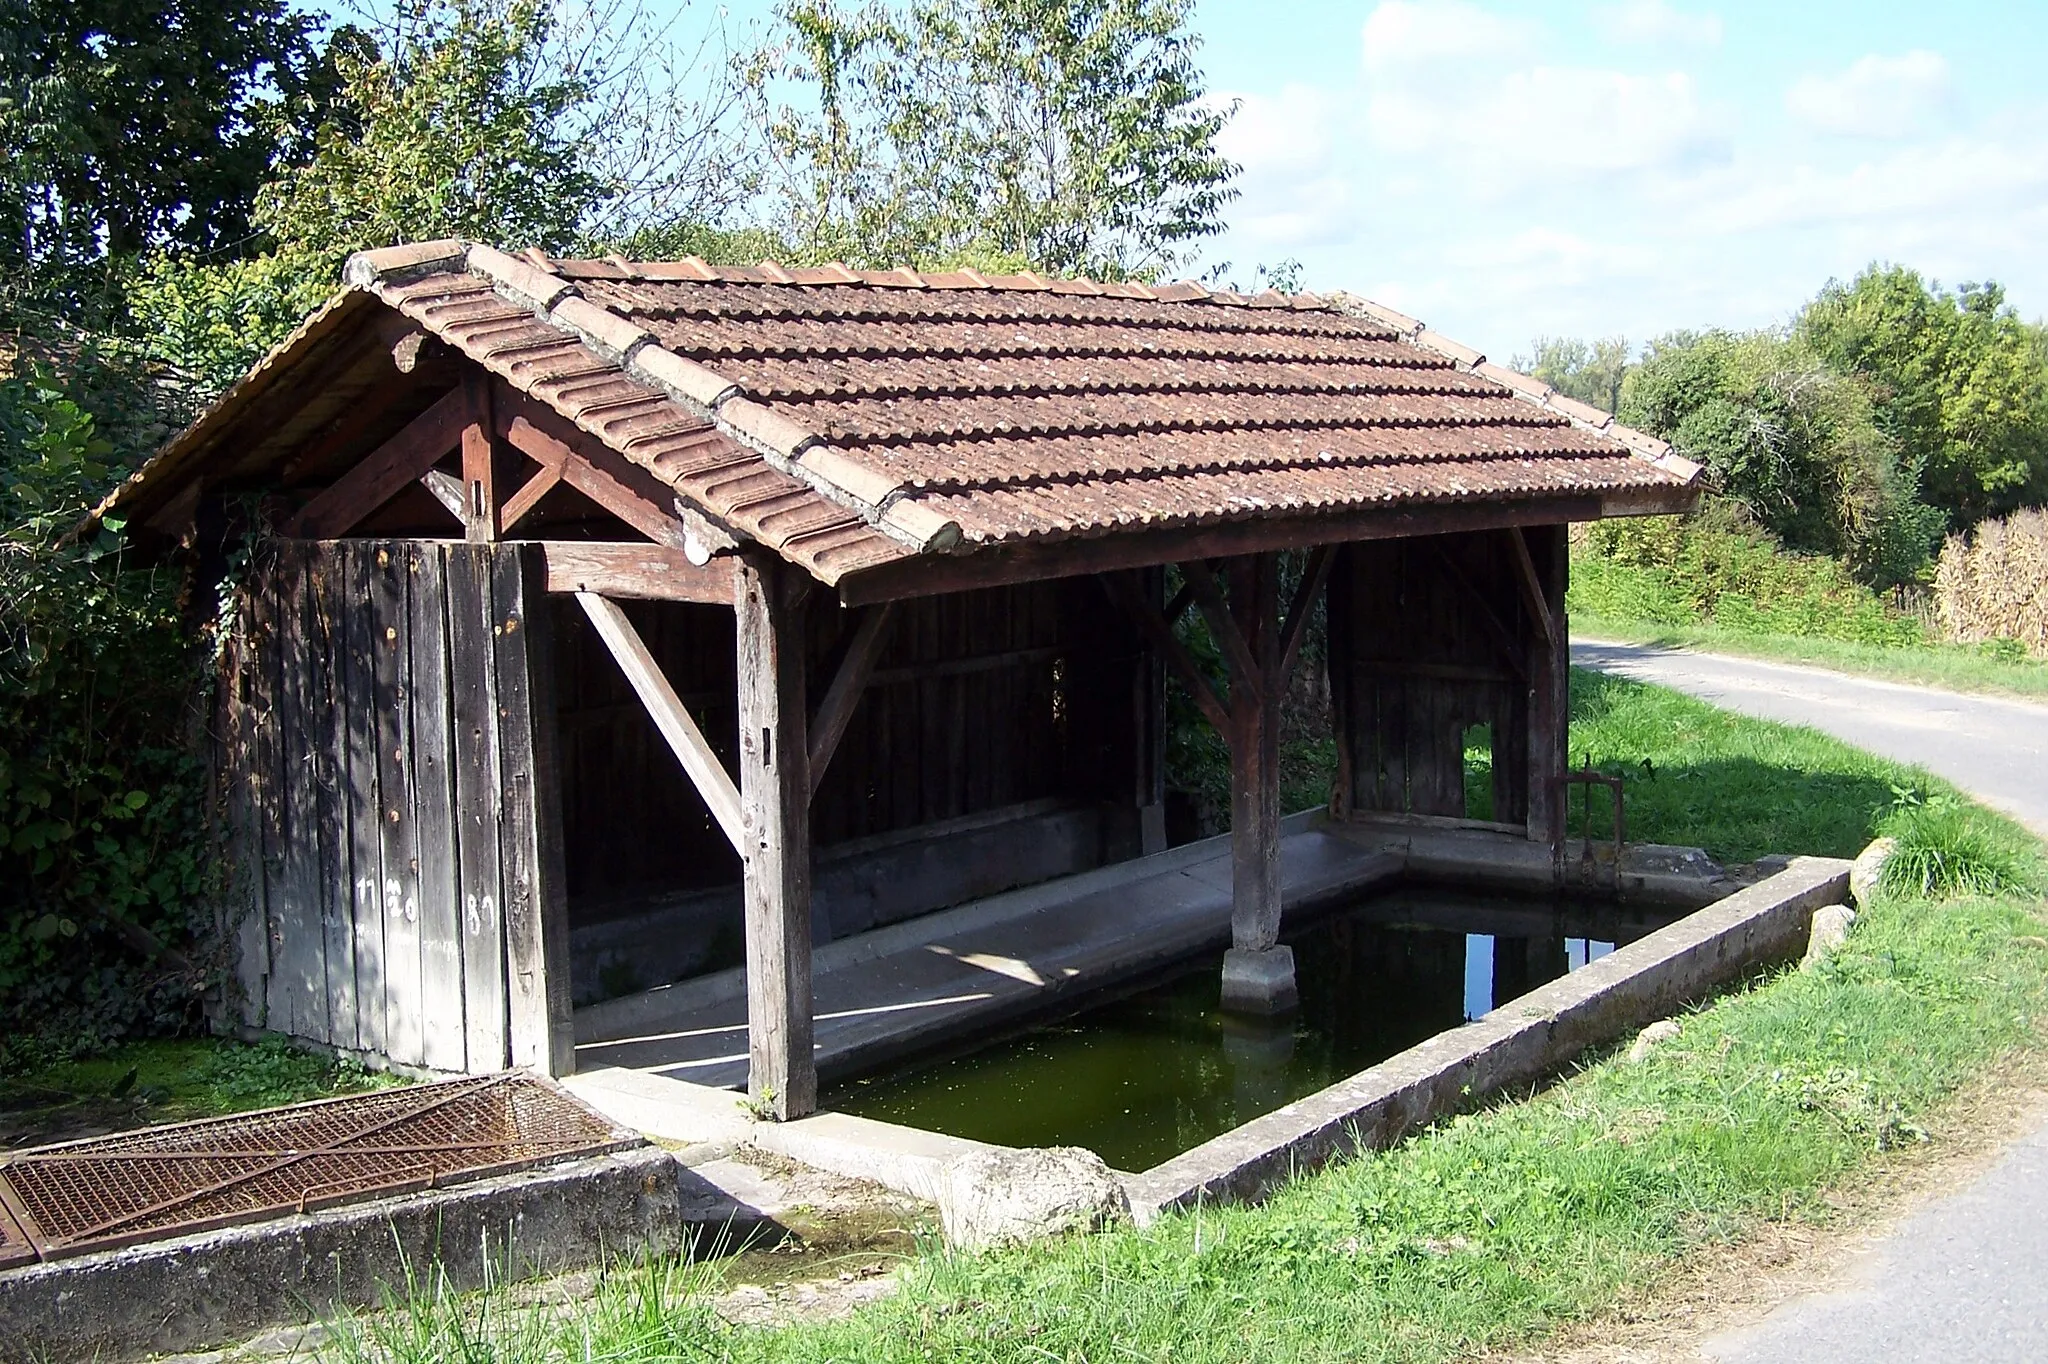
(1367, 65, 1726, 186)
(1785, 51, 1953, 139)
(1360, 0, 1534, 74)
(1597, 0, 1722, 50)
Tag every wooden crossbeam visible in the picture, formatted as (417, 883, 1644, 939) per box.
(499, 460, 565, 533)
(807, 602, 895, 797)
(1505, 527, 1560, 652)
(287, 388, 469, 538)
(1098, 572, 1230, 733)
(574, 591, 744, 851)
(1277, 544, 1335, 689)
(541, 542, 737, 603)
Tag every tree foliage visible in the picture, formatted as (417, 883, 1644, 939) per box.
(1797, 264, 2048, 524)
(1513, 335, 1629, 415)
(0, 0, 327, 320)
(760, 0, 1238, 277)
(1618, 328, 1941, 585)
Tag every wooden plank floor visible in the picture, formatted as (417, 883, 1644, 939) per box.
(573, 826, 1402, 1090)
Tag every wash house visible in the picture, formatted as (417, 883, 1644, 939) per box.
(95, 241, 1699, 1117)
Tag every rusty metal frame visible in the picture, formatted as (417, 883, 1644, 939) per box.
(1555, 766, 1626, 872)
(0, 1074, 637, 1265)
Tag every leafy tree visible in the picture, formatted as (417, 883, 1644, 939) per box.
(0, 0, 325, 320)
(254, 0, 604, 262)
(1798, 264, 2048, 524)
(128, 0, 763, 395)
(1619, 329, 1941, 587)
(1513, 335, 1630, 414)
(760, 0, 1239, 277)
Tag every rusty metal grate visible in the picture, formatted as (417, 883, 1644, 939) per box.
(0, 1074, 637, 1264)
(0, 1197, 33, 1270)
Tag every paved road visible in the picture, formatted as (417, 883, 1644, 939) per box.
(1572, 641, 2048, 838)
(1570, 640, 2048, 1363)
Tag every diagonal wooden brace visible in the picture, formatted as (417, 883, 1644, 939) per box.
(574, 591, 745, 851)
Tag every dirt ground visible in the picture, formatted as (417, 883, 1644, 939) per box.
(1488, 1036, 2048, 1364)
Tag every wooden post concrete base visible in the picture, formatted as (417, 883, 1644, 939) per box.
(1224, 554, 1292, 1014)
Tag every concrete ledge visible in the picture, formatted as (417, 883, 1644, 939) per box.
(751, 1111, 1000, 1205)
(0, 1146, 684, 1364)
(1123, 855, 1851, 1221)
(1331, 816, 1744, 908)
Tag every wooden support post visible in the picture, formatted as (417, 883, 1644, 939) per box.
(1221, 554, 1290, 1004)
(1523, 525, 1569, 852)
(461, 375, 498, 543)
(735, 554, 816, 1119)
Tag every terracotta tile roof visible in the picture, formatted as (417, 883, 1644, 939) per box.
(96, 240, 1699, 584)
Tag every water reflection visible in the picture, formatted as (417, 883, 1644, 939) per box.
(832, 888, 1675, 1172)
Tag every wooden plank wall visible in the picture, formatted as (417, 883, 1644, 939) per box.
(1329, 530, 1556, 825)
(225, 538, 569, 1074)
(550, 576, 1149, 913)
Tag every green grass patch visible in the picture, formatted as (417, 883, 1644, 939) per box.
(315, 671, 2048, 1364)
(0, 1036, 399, 1145)
(1878, 792, 2045, 899)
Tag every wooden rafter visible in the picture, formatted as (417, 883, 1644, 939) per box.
(807, 602, 895, 797)
(499, 410, 690, 550)
(287, 387, 469, 538)
(574, 591, 744, 851)
(499, 460, 565, 533)
(1504, 527, 1559, 651)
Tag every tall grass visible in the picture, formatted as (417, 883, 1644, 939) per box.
(1877, 791, 2044, 899)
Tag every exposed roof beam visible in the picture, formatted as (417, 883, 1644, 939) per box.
(286, 387, 469, 538)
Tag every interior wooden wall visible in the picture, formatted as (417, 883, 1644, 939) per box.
(1327, 527, 1565, 827)
(549, 575, 1155, 918)
(221, 538, 570, 1075)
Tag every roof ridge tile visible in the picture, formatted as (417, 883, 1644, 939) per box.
(466, 243, 577, 311)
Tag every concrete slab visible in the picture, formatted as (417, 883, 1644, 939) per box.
(573, 817, 1402, 1090)
(0, 1146, 685, 1364)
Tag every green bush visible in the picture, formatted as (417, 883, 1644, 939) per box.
(0, 371, 212, 1048)
(1573, 506, 1924, 648)
(1876, 789, 2042, 900)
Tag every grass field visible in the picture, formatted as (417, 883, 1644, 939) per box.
(320, 669, 2048, 1364)
(1576, 613, 2048, 703)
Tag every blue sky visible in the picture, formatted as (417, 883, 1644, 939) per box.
(342, 0, 2048, 360)
(1177, 0, 2048, 358)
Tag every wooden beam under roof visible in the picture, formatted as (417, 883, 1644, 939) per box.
(285, 387, 470, 539)
(834, 495, 1611, 606)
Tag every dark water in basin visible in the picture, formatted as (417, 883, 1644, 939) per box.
(830, 888, 1684, 1172)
